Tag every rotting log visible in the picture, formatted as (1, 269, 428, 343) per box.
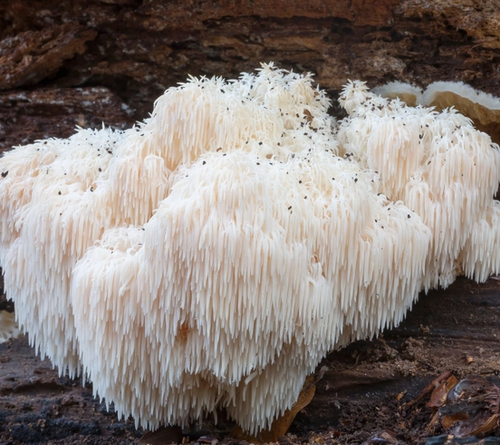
(2, 0, 500, 149)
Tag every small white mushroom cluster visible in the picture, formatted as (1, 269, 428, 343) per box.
(0, 65, 499, 434)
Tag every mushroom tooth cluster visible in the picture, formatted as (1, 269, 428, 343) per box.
(1, 65, 499, 435)
(106, 128, 173, 226)
(0, 63, 333, 379)
(71, 147, 430, 432)
(0, 127, 126, 376)
(461, 200, 500, 282)
(148, 63, 335, 170)
(337, 80, 500, 289)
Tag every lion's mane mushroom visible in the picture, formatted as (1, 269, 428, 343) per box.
(337, 81, 500, 290)
(0, 127, 127, 375)
(0, 65, 433, 435)
(71, 148, 431, 433)
(68, 67, 431, 433)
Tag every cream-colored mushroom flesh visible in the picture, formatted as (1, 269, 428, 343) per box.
(337, 80, 500, 290)
(375, 80, 500, 144)
(1, 66, 498, 435)
(372, 81, 423, 107)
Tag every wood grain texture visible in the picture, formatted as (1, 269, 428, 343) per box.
(1, 0, 500, 149)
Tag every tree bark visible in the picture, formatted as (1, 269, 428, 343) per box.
(2, 0, 500, 148)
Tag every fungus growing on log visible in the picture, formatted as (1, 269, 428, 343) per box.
(423, 81, 500, 145)
(374, 80, 500, 144)
(0, 65, 499, 436)
(372, 81, 423, 107)
(0, 127, 128, 375)
(423, 81, 500, 127)
(337, 80, 500, 289)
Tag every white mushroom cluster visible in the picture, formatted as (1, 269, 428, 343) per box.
(0, 65, 499, 434)
(337, 81, 500, 288)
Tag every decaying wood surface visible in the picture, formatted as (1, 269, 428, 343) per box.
(0, 1, 500, 444)
(2, 0, 500, 149)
